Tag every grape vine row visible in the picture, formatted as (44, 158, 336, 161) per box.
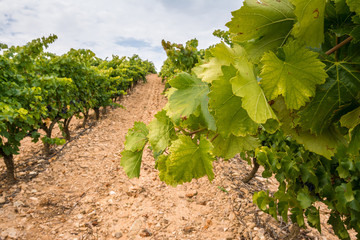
(121, 0, 360, 239)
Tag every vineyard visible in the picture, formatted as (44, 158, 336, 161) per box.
(0, 35, 155, 183)
(1, 0, 360, 239)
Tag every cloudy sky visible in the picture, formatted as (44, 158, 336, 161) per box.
(0, 0, 243, 70)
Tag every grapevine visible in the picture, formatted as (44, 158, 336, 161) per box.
(1, 35, 155, 182)
(121, 0, 360, 239)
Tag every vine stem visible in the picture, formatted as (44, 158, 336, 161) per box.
(187, 128, 206, 136)
(210, 133, 219, 142)
(325, 36, 353, 55)
(242, 158, 260, 183)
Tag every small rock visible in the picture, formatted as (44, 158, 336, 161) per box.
(129, 218, 143, 235)
(109, 191, 116, 195)
(224, 234, 235, 240)
(114, 232, 123, 238)
(139, 228, 152, 237)
(13, 201, 25, 208)
(1, 227, 18, 238)
(0, 196, 6, 204)
(29, 197, 39, 202)
(240, 188, 249, 195)
(183, 226, 195, 233)
(247, 222, 256, 229)
(185, 190, 198, 198)
(229, 212, 236, 221)
(29, 171, 37, 175)
(77, 214, 84, 219)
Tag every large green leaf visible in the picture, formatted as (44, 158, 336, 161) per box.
(124, 122, 149, 152)
(226, 0, 295, 60)
(209, 65, 258, 137)
(193, 43, 245, 83)
(159, 135, 215, 185)
(273, 98, 346, 159)
(290, 0, 326, 47)
(305, 207, 321, 232)
(328, 214, 351, 239)
(297, 188, 315, 209)
(346, 0, 360, 15)
(298, 62, 360, 134)
(120, 150, 143, 178)
(230, 56, 277, 124)
(260, 41, 327, 110)
(349, 125, 360, 155)
(340, 106, 360, 129)
(148, 110, 176, 153)
(212, 134, 260, 160)
(165, 73, 215, 130)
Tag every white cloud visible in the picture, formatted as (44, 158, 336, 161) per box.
(0, 0, 243, 70)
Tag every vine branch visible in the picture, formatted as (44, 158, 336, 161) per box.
(325, 36, 353, 55)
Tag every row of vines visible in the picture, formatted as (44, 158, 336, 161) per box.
(0, 35, 156, 183)
(121, 0, 360, 239)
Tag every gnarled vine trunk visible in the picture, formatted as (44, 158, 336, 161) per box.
(0, 148, 15, 184)
(242, 158, 259, 183)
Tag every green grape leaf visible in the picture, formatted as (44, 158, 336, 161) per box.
(291, 207, 305, 227)
(298, 62, 360, 134)
(346, 0, 360, 15)
(120, 150, 143, 178)
(159, 135, 215, 186)
(193, 43, 246, 83)
(349, 125, 360, 155)
(209, 65, 258, 137)
(124, 122, 149, 152)
(297, 188, 314, 209)
(148, 110, 176, 153)
(290, 0, 326, 47)
(334, 0, 351, 15)
(340, 106, 360, 129)
(253, 191, 272, 212)
(328, 214, 351, 239)
(335, 183, 354, 213)
(156, 155, 176, 185)
(273, 98, 346, 159)
(350, 25, 360, 42)
(226, 0, 295, 60)
(305, 206, 321, 232)
(165, 73, 215, 130)
(260, 41, 327, 110)
(212, 134, 260, 160)
(230, 56, 278, 124)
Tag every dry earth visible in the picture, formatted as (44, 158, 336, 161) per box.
(0, 74, 350, 239)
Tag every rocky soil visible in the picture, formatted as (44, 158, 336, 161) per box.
(0, 74, 350, 239)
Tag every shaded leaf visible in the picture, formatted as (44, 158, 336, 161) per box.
(212, 134, 260, 160)
(272, 98, 346, 159)
(298, 62, 360, 134)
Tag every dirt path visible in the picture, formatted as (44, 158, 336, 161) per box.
(0, 74, 345, 240)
